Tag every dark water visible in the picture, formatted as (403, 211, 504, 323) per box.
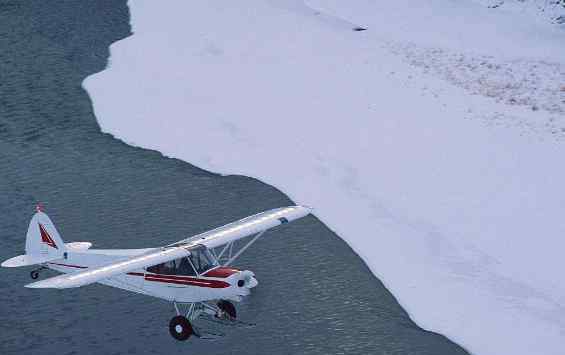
(0, 1, 469, 354)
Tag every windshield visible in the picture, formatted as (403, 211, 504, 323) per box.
(189, 247, 218, 274)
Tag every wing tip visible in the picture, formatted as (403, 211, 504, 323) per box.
(294, 205, 313, 216)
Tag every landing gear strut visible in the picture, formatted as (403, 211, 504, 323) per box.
(168, 301, 239, 340)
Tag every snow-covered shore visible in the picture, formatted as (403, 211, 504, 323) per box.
(84, 1, 565, 354)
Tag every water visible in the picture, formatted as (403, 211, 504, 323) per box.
(0, 1, 469, 354)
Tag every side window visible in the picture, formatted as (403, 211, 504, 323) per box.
(147, 263, 165, 274)
(146, 257, 196, 276)
(177, 257, 196, 276)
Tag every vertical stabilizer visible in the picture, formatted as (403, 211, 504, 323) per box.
(25, 209, 66, 260)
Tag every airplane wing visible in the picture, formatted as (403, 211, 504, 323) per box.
(25, 205, 311, 289)
(171, 205, 312, 249)
(25, 246, 189, 289)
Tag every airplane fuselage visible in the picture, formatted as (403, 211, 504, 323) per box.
(46, 248, 255, 303)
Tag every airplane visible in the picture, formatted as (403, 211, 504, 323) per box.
(2, 204, 311, 340)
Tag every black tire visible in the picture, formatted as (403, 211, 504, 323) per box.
(217, 300, 237, 319)
(30, 271, 39, 280)
(169, 316, 193, 341)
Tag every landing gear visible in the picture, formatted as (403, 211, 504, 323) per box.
(170, 302, 197, 341)
(217, 300, 236, 319)
(30, 266, 46, 280)
(169, 315, 193, 341)
(168, 301, 241, 340)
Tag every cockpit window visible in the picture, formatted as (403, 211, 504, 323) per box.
(147, 257, 196, 276)
(145, 247, 217, 276)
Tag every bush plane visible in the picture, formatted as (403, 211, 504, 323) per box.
(2, 204, 311, 340)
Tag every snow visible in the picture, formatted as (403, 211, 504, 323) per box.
(83, 1, 565, 354)
(471, 0, 565, 25)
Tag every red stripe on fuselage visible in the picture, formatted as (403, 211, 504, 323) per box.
(46, 265, 230, 289)
(127, 272, 144, 277)
(143, 273, 230, 288)
(48, 262, 87, 269)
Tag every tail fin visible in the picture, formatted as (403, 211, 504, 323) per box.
(2, 207, 67, 268)
(25, 210, 67, 259)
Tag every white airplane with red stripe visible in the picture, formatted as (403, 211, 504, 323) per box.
(2, 204, 311, 341)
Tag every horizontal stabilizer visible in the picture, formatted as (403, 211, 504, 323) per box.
(65, 242, 93, 251)
(25, 246, 190, 289)
(1, 254, 62, 268)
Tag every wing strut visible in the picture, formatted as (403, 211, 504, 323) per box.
(223, 231, 265, 267)
(216, 242, 232, 261)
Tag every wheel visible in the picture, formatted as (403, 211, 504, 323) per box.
(30, 270, 39, 280)
(217, 300, 237, 319)
(169, 315, 193, 341)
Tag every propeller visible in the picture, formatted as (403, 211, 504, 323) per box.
(239, 270, 258, 288)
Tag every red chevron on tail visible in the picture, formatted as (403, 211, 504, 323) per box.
(39, 223, 58, 249)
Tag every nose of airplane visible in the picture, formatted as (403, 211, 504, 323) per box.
(234, 270, 258, 289)
(242, 270, 258, 288)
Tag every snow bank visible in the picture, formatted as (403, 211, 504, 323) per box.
(84, 1, 565, 354)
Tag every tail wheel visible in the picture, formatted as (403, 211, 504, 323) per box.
(169, 315, 193, 341)
(30, 270, 39, 280)
(217, 300, 237, 319)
